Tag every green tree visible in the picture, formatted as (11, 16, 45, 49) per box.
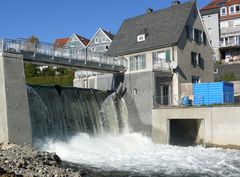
(24, 63, 39, 77)
(26, 35, 40, 52)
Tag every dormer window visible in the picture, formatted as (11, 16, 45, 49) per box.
(236, 5, 240, 13)
(220, 7, 227, 16)
(137, 34, 145, 42)
(230, 6, 235, 15)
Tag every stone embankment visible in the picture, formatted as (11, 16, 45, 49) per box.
(0, 144, 81, 177)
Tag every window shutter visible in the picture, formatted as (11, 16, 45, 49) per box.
(152, 52, 157, 64)
(191, 52, 195, 66)
(203, 32, 207, 45)
(197, 54, 201, 66)
(166, 49, 171, 62)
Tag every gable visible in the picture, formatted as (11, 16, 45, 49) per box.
(64, 34, 89, 48)
(88, 29, 113, 47)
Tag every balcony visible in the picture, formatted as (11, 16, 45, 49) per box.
(152, 58, 171, 71)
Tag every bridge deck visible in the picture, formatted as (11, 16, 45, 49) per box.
(0, 38, 127, 73)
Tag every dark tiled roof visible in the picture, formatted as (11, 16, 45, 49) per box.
(201, 0, 227, 11)
(75, 35, 90, 46)
(102, 29, 115, 40)
(200, 8, 220, 16)
(54, 38, 69, 48)
(106, 1, 195, 56)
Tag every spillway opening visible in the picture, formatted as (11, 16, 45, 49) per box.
(169, 119, 204, 146)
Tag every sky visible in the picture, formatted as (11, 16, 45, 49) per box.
(0, 0, 210, 43)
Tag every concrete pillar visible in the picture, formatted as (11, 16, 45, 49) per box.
(0, 53, 32, 145)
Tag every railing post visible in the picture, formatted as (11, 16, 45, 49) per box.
(0, 38, 3, 53)
(99, 53, 102, 66)
(85, 48, 88, 64)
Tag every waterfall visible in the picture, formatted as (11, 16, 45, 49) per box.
(27, 85, 128, 143)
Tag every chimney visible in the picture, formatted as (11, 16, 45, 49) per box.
(146, 8, 153, 13)
(172, 0, 181, 6)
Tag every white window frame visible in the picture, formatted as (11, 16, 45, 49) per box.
(229, 6, 235, 15)
(102, 37, 106, 43)
(137, 34, 145, 42)
(234, 19, 240, 27)
(221, 7, 227, 16)
(95, 37, 99, 44)
(129, 54, 146, 71)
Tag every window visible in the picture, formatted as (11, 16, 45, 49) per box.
(191, 52, 200, 67)
(91, 47, 95, 51)
(137, 34, 145, 42)
(186, 26, 194, 40)
(102, 37, 106, 43)
(229, 5, 240, 14)
(129, 54, 146, 71)
(236, 5, 240, 13)
(194, 29, 203, 43)
(220, 21, 228, 29)
(214, 68, 218, 74)
(221, 7, 227, 16)
(152, 49, 171, 64)
(208, 28, 212, 35)
(234, 19, 240, 27)
(95, 37, 99, 43)
(105, 45, 109, 50)
(192, 76, 200, 83)
(229, 6, 235, 15)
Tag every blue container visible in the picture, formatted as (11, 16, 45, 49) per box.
(193, 82, 234, 105)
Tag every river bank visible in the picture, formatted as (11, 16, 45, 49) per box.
(0, 143, 81, 177)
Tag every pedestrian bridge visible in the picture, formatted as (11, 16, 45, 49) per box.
(0, 38, 127, 73)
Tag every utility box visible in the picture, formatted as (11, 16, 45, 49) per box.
(193, 82, 234, 105)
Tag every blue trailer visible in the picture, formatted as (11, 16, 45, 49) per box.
(193, 82, 234, 105)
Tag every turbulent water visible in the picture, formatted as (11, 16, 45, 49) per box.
(27, 85, 240, 177)
(43, 133, 240, 177)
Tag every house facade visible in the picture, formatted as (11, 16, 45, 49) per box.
(73, 28, 115, 87)
(97, 0, 214, 136)
(87, 28, 114, 53)
(201, 0, 240, 62)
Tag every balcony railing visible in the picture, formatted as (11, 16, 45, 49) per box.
(152, 58, 171, 71)
(0, 38, 128, 69)
(219, 40, 240, 47)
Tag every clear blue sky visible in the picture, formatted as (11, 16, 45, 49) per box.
(0, 0, 210, 43)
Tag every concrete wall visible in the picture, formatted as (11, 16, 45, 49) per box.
(202, 13, 220, 49)
(124, 71, 153, 136)
(177, 5, 214, 84)
(0, 53, 32, 144)
(153, 106, 240, 146)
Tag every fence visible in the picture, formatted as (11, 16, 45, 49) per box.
(0, 38, 128, 69)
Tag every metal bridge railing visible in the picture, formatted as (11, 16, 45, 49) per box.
(0, 38, 128, 69)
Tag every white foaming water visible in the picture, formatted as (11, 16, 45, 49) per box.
(42, 133, 240, 176)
